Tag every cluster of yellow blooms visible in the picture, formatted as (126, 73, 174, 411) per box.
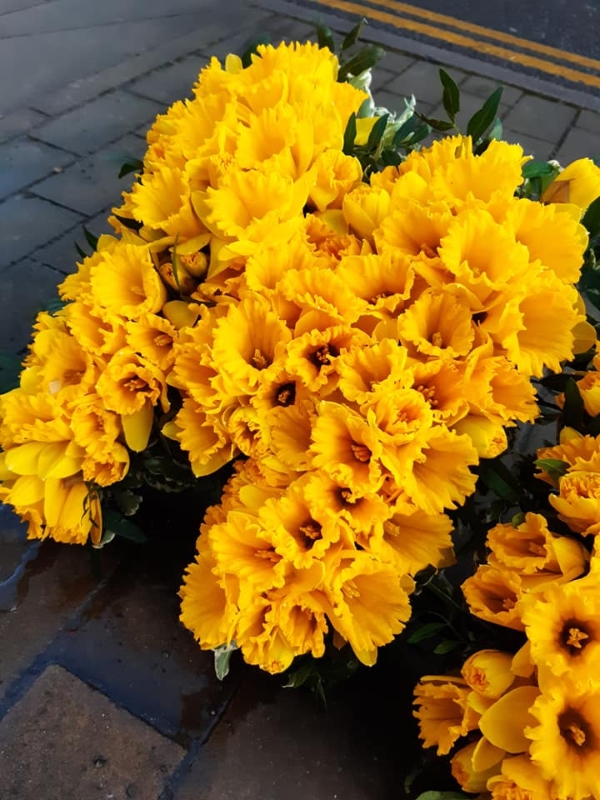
(414, 464, 600, 798)
(0, 40, 595, 674)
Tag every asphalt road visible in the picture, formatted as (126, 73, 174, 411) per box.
(301, 0, 600, 96)
(403, 0, 600, 61)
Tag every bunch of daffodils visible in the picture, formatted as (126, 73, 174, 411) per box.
(0, 39, 594, 677)
(413, 352, 600, 800)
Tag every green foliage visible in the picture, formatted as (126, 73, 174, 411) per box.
(240, 33, 271, 68)
(103, 509, 147, 544)
(0, 351, 21, 394)
(466, 87, 503, 142)
(439, 69, 460, 121)
(213, 641, 238, 680)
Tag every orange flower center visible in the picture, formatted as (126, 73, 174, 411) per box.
(559, 709, 595, 752)
(351, 443, 371, 463)
(251, 349, 269, 370)
(415, 384, 438, 407)
(561, 619, 591, 653)
(275, 382, 296, 407)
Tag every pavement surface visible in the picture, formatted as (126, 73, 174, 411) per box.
(1, 0, 600, 797)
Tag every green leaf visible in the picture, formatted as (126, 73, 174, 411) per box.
(112, 213, 142, 233)
(0, 350, 21, 393)
(563, 377, 585, 429)
(104, 510, 147, 544)
(487, 117, 503, 141)
(315, 23, 335, 52)
(582, 196, 600, 238)
(118, 158, 143, 179)
(522, 160, 557, 180)
(380, 149, 402, 167)
(282, 661, 314, 689)
(407, 622, 447, 644)
(366, 113, 389, 151)
(342, 18, 367, 51)
(40, 295, 65, 315)
(439, 69, 460, 120)
(466, 87, 503, 142)
(82, 225, 99, 252)
(478, 458, 519, 504)
(338, 44, 385, 81)
(433, 640, 460, 655)
(240, 34, 271, 68)
(213, 642, 238, 680)
(75, 242, 87, 260)
(416, 113, 455, 132)
(343, 112, 357, 155)
(114, 489, 143, 517)
(535, 458, 568, 482)
(392, 114, 424, 146)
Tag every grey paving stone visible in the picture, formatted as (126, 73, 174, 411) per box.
(460, 74, 523, 108)
(1, 194, 82, 266)
(129, 55, 208, 106)
(576, 109, 600, 135)
(0, 664, 185, 799)
(501, 128, 555, 161)
(1, 12, 234, 117)
(503, 95, 577, 144)
(379, 50, 416, 77)
(49, 542, 240, 740)
(175, 665, 421, 800)
(30, 10, 272, 116)
(32, 207, 115, 275)
(0, 108, 48, 145)
(31, 135, 144, 217)
(0, 259, 64, 352)
(554, 126, 600, 166)
(32, 90, 164, 156)
(0, 137, 74, 201)
(0, 540, 119, 701)
(370, 68, 395, 93)
(385, 60, 467, 107)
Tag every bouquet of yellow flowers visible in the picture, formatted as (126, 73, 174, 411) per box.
(2, 25, 600, 795)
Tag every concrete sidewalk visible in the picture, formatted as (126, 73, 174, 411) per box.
(1, 1, 599, 797)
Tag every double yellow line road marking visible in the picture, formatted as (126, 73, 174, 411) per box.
(306, 0, 600, 90)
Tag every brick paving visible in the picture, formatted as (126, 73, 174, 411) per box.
(1, 0, 599, 797)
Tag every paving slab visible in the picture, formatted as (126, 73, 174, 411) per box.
(1, 194, 83, 267)
(31, 134, 145, 216)
(129, 55, 209, 106)
(32, 206, 115, 275)
(575, 109, 600, 135)
(174, 647, 427, 800)
(459, 74, 523, 108)
(501, 128, 555, 162)
(385, 59, 468, 107)
(0, 504, 29, 584)
(0, 13, 225, 116)
(0, 259, 64, 352)
(0, 541, 118, 704)
(0, 137, 74, 201)
(554, 126, 600, 166)
(0, 664, 185, 800)
(32, 90, 164, 156)
(503, 94, 577, 144)
(29, 9, 273, 116)
(48, 528, 240, 740)
(0, 108, 48, 145)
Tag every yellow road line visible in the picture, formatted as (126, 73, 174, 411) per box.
(306, 0, 600, 89)
(373, 0, 600, 73)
